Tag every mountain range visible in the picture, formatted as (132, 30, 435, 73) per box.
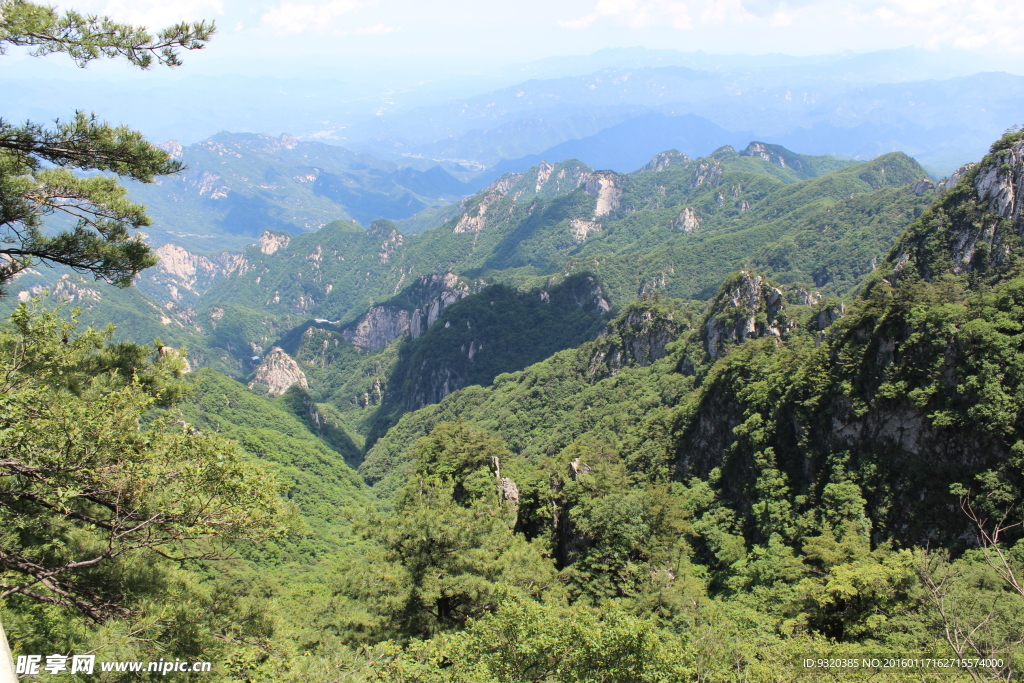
(8, 94, 1024, 675)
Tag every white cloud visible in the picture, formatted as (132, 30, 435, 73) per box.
(260, 0, 362, 34)
(560, 0, 750, 30)
(851, 0, 1024, 53)
(355, 22, 394, 34)
(558, 0, 1024, 55)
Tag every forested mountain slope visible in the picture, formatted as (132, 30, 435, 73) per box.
(325, 131, 1024, 681)
(365, 132, 1024, 547)
(7, 119, 1024, 679)
(5, 140, 939, 461)
(186, 142, 929, 363)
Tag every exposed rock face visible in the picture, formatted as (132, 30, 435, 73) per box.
(641, 149, 690, 172)
(144, 244, 246, 306)
(569, 218, 601, 243)
(343, 307, 413, 350)
(975, 150, 1023, 220)
(672, 207, 700, 233)
(816, 302, 845, 330)
(538, 163, 595, 197)
(588, 303, 682, 379)
(341, 272, 471, 350)
(487, 173, 522, 196)
(51, 274, 101, 302)
(453, 197, 493, 233)
(259, 231, 290, 255)
(703, 271, 790, 360)
(154, 140, 183, 159)
(575, 276, 611, 314)
(492, 456, 520, 514)
(408, 278, 609, 410)
(892, 140, 1024, 281)
(740, 141, 801, 170)
(535, 160, 555, 191)
(793, 288, 823, 306)
(374, 226, 405, 264)
(249, 347, 308, 397)
(584, 171, 624, 217)
(911, 178, 935, 196)
(938, 163, 976, 192)
(192, 170, 229, 199)
(691, 160, 723, 188)
(449, 162, 624, 237)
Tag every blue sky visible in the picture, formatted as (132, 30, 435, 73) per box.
(31, 0, 1024, 77)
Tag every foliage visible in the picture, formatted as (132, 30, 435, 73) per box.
(0, 0, 213, 293)
(0, 301, 289, 622)
(336, 423, 562, 642)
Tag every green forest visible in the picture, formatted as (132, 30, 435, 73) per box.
(2, 2, 1024, 681)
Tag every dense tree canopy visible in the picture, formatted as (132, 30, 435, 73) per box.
(0, 301, 290, 621)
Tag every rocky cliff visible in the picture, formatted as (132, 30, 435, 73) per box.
(673, 132, 1024, 546)
(139, 243, 246, 311)
(365, 275, 613, 447)
(341, 272, 472, 350)
(587, 298, 685, 380)
(702, 270, 791, 361)
(249, 347, 309, 397)
(892, 135, 1024, 281)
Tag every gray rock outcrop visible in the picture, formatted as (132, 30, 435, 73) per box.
(341, 272, 471, 350)
(641, 150, 690, 172)
(249, 347, 308, 396)
(703, 271, 790, 360)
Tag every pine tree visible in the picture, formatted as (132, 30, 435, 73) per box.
(0, 0, 214, 293)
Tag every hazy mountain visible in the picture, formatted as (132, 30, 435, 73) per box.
(4, 48, 1016, 177)
(127, 132, 472, 252)
(474, 113, 750, 180)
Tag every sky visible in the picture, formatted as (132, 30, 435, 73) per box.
(29, 0, 1024, 78)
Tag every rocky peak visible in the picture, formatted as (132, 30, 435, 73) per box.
(154, 140, 183, 159)
(739, 141, 802, 171)
(891, 135, 1024, 282)
(486, 173, 522, 196)
(911, 178, 934, 196)
(248, 347, 308, 397)
(938, 163, 976, 192)
(974, 147, 1023, 220)
(583, 171, 624, 217)
(702, 270, 791, 360)
(535, 160, 555, 191)
(588, 300, 683, 379)
(641, 149, 690, 172)
(259, 231, 291, 255)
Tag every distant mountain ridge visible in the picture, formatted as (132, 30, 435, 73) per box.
(128, 132, 473, 252)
